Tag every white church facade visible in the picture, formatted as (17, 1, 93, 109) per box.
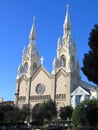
(14, 6, 96, 109)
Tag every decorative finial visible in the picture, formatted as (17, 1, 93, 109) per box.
(40, 57, 44, 65)
(23, 46, 26, 56)
(66, 4, 69, 13)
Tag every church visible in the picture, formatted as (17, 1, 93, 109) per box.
(14, 6, 96, 109)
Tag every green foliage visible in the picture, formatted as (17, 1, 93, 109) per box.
(44, 99, 57, 120)
(81, 24, 98, 85)
(0, 110, 4, 121)
(32, 103, 44, 122)
(32, 99, 57, 122)
(74, 126, 98, 130)
(72, 99, 98, 126)
(20, 104, 31, 122)
(0, 105, 15, 123)
(0, 104, 31, 123)
(59, 106, 73, 120)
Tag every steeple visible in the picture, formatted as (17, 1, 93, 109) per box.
(57, 37, 61, 49)
(63, 4, 71, 40)
(52, 4, 79, 74)
(17, 17, 40, 78)
(57, 37, 61, 59)
(23, 46, 27, 56)
(29, 16, 36, 40)
(64, 4, 71, 30)
(28, 16, 36, 55)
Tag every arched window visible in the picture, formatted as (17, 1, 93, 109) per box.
(60, 55, 66, 67)
(33, 63, 37, 73)
(24, 62, 28, 73)
(32, 103, 40, 112)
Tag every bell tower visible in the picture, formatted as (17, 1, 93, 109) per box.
(15, 17, 41, 107)
(52, 5, 80, 94)
(52, 5, 80, 75)
(17, 17, 40, 78)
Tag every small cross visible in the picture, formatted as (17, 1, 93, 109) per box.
(40, 57, 44, 65)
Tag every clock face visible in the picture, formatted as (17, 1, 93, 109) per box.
(36, 84, 45, 94)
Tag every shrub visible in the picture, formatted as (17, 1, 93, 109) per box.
(73, 126, 98, 130)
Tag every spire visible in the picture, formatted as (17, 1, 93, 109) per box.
(57, 37, 61, 58)
(28, 16, 36, 54)
(29, 16, 36, 40)
(57, 37, 61, 49)
(23, 46, 27, 56)
(63, 4, 72, 41)
(64, 4, 71, 29)
(53, 58, 57, 71)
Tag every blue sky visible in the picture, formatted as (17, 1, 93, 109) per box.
(0, 0, 98, 101)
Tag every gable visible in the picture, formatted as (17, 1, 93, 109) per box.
(71, 86, 90, 96)
(57, 68, 70, 78)
(20, 74, 28, 82)
(31, 65, 52, 81)
(30, 66, 52, 96)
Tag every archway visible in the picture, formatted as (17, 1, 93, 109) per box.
(33, 63, 37, 73)
(60, 55, 66, 67)
(24, 62, 28, 73)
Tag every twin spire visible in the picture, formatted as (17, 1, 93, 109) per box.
(29, 4, 71, 41)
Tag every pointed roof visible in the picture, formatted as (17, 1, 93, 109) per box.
(31, 65, 52, 81)
(57, 37, 61, 49)
(71, 86, 90, 96)
(29, 16, 36, 40)
(64, 4, 71, 29)
(23, 46, 26, 54)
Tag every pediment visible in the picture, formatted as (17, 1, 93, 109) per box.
(31, 65, 52, 81)
(20, 74, 28, 82)
(56, 68, 70, 79)
(71, 86, 90, 96)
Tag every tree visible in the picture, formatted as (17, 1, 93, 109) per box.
(32, 100, 57, 123)
(32, 103, 45, 123)
(44, 99, 57, 120)
(0, 104, 31, 124)
(81, 24, 98, 85)
(59, 106, 73, 120)
(20, 104, 31, 124)
(0, 105, 15, 123)
(72, 99, 98, 126)
(0, 109, 4, 122)
(14, 107, 24, 123)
